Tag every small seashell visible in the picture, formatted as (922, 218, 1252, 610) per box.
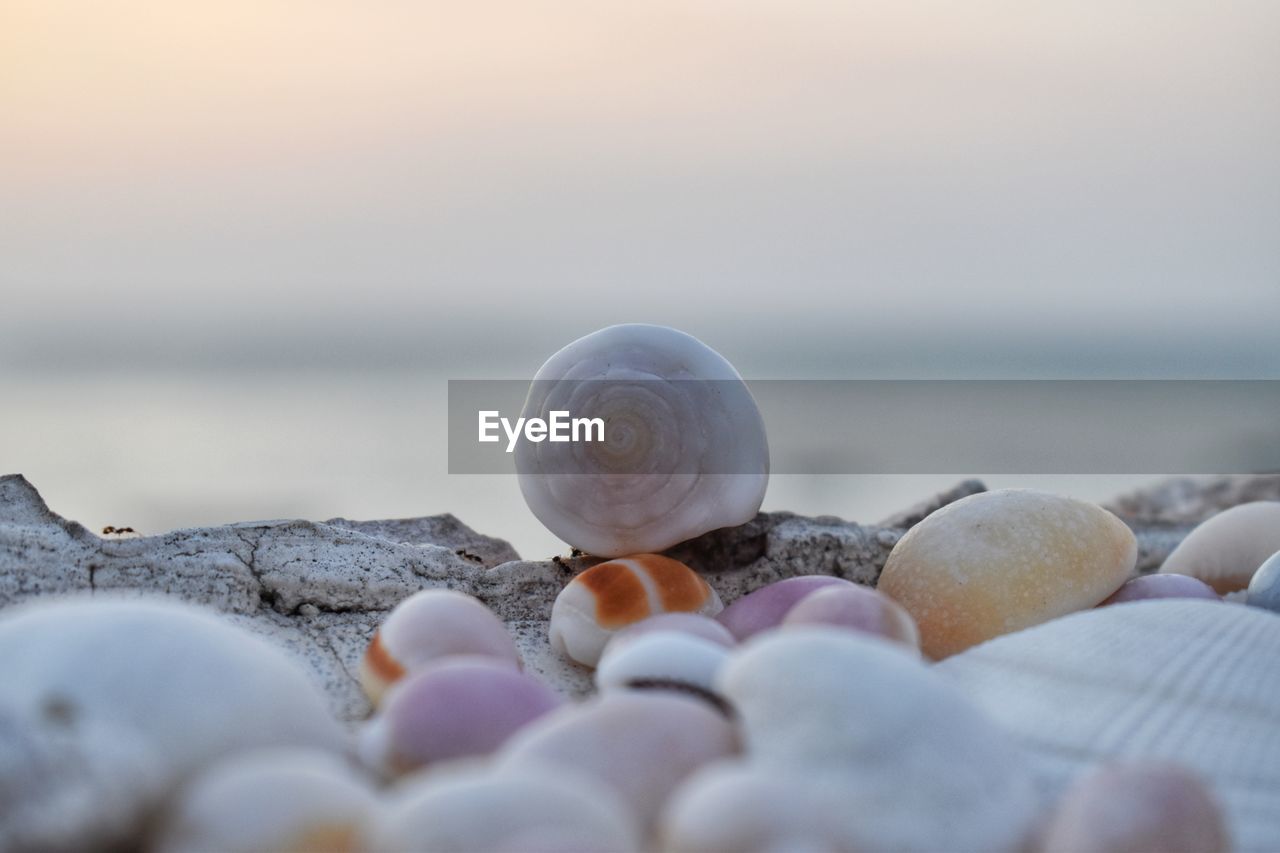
(358, 659, 562, 774)
(1245, 549, 1280, 613)
(367, 764, 641, 853)
(610, 612, 736, 648)
(715, 575, 855, 642)
(937, 600, 1280, 852)
(877, 489, 1136, 658)
(516, 324, 769, 557)
(549, 554, 723, 667)
(359, 589, 519, 705)
(1099, 572, 1219, 606)
(780, 583, 920, 649)
(154, 749, 377, 853)
(1039, 762, 1230, 853)
(499, 691, 737, 829)
(661, 762, 846, 853)
(1159, 501, 1280, 593)
(595, 631, 731, 710)
(716, 628, 1041, 851)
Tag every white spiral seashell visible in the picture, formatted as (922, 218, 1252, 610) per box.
(516, 324, 769, 557)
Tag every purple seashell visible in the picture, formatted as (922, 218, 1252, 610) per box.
(361, 660, 563, 773)
(611, 612, 736, 648)
(716, 576, 855, 641)
(781, 585, 920, 649)
(1100, 574, 1219, 607)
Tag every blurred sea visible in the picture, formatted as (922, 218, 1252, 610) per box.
(0, 369, 1156, 558)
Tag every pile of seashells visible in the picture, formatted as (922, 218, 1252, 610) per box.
(3, 324, 1280, 852)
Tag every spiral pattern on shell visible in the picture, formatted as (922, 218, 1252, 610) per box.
(516, 324, 769, 557)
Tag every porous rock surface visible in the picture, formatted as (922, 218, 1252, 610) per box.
(1106, 474, 1280, 526)
(0, 474, 1216, 722)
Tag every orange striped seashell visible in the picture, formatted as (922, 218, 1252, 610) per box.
(549, 554, 723, 667)
(359, 589, 520, 706)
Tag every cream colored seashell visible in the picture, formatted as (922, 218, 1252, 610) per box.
(0, 597, 343, 773)
(0, 597, 345, 849)
(499, 691, 737, 829)
(660, 761, 852, 853)
(1038, 762, 1230, 853)
(878, 489, 1136, 658)
(549, 554, 723, 667)
(154, 749, 377, 853)
(937, 600, 1280, 853)
(516, 324, 769, 557)
(358, 589, 520, 706)
(595, 630, 731, 704)
(1159, 501, 1280, 593)
(717, 627, 1042, 851)
(367, 764, 641, 853)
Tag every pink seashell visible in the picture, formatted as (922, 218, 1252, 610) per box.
(716, 576, 854, 641)
(1099, 573, 1219, 606)
(781, 584, 919, 649)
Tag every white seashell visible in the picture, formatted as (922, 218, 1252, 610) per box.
(516, 324, 769, 557)
(610, 612, 736, 648)
(0, 597, 345, 850)
(154, 749, 377, 853)
(937, 600, 1280, 853)
(595, 630, 731, 705)
(367, 764, 641, 853)
(359, 589, 520, 706)
(661, 761, 852, 853)
(1160, 502, 1280, 593)
(716, 627, 1042, 851)
(499, 691, 737, 829)
(549, 554, 723, 667)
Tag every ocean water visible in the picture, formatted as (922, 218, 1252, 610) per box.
(1, 369, 1157, 558)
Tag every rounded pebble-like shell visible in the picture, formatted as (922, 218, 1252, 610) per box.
(1245, 550, 1280, 613)
(154, 749, 377, 853)
(368, 764, 640, 853)
(549, 554, 723, 667)
(781, 584, 920, 649)
(595, 631, 731, 706)
(715, 575, 854, 641)
(499, 691, 737, 828)
(515, 324, 769, 558)
(878, 489, 1136, 658)
(1039, 762, 1230, 853)
(1099, 573, 1219, 606)
(1159, 502, 1280, 593)
(717, 628, 1041, 851)
(610, 612, 736, 648)
(359, 659, 562, 774)
(937, 600, 1280, 853)
(359, 589, 519, 706)
(0, 597, 345, 850)
(661, 762, 846, 853)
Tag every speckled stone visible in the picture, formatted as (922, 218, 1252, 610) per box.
(878, 490, 1136, 658)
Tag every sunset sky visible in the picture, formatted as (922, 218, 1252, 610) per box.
(4, 0, 1278, 376)
(3, 1, 1278, 549)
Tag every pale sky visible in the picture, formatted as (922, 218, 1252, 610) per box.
(4, 0, 1279, 376)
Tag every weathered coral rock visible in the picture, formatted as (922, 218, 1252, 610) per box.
(1107, 474, 1280, 526)
(0, 473, 1238, 723)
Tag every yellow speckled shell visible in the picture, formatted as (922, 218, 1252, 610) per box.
(878, 489, 1136, 658)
